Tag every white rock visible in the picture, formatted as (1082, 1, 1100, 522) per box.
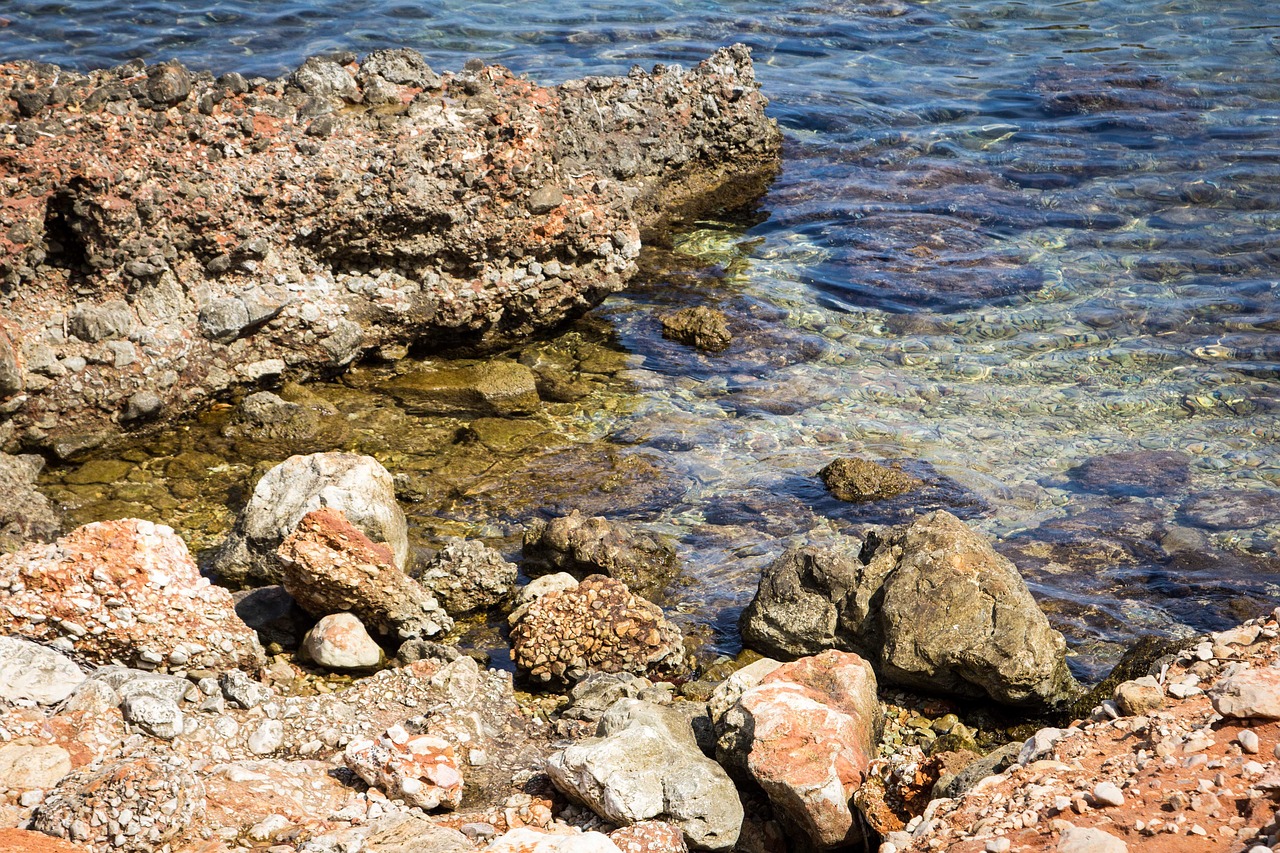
(0, 744, 72, 790)
(303, 613, 383, 671)
(1092, 781, 1124, 807)
(1057, 824, 1128, 853)
(0, 636, 86, 705)
(486, 827, 622, 853)
(248, 719, 284, 755)
(1238, 729, 1260, 754)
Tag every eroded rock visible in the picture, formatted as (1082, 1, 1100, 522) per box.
(818, 457, 922, 503)
(418, 538, 518, 615)
(522, 510, 680, 597)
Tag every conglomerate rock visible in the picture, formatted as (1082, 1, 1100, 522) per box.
(0, 46, 780, 457)
(522, 510, 680, 597)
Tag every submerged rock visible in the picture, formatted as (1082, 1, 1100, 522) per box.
(522, 510, 680, 597)
(818, 457, 923, 503)
(1064, 450, 1191, 498)
(661, 306, 733, 352)
(1178, 488, 1280, 531)
(386, 360, 541, 417)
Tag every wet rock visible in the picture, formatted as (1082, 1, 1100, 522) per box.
(302, 612, 383, 670)
(509, 575, 684, 684)
(0, 744, 72, 791)
(221, 389, 344, 448)
(214, 451, 409, 587)
(661, 307, 732, 352)
(345, 724, 464, 811)
(0, 637, 85, 705)
(0, 519, 264, 673)
(1113, 676, 1165, 716)
(120, 694, 184, 740)
(1064, 450, 1191, 497)
(1179, 488, 1280, 531)
(487, 828, 624, 852)
(611, 822, 689, 853)
(0, 453, 60, 553)
(718, 651, 879, 849)
(547, 699, 742, 851)
(1210, 668, 1280, 719)
(386, 360, 540, 417)
(522, 510, 680, 597)
(418, 538, 517, 615)
(818, 457, 922, 503)
(277, 507, 452, 639)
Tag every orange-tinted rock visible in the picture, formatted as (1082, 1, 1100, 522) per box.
(611, 821, 689, 852)
(0, 828, 91, 853)
(0, 519, 264, 673)
(344, 725, 464, 811)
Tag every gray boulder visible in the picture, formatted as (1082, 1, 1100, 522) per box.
(418, 538, 517, 615)
(121, 694, 185, 740)
(546, 698, 742, 851)
(522, 510, 680, 597)
(212, 452, 409, 587)
(0, 637, 86, 705)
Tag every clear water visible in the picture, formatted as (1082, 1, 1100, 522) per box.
(9, 0, 1280, 678)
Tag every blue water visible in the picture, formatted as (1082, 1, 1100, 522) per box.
(8, 0, 1280, 675)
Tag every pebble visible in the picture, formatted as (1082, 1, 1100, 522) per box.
(1238, 729, 1260, 754)
(1092, 781, 1125, 807)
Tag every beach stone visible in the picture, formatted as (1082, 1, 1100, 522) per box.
(277, 507, 452, 639)
(509, 575, 683, 684)
(0, 519, 264, 674)
(303, 612, 383, 670)
(0, 452, 59, 554)
(718, 651, 879, 849)
(487, 828, 624, 853)
(522, 510, 680, 596)
(0, 744, 72, 791)
(1210, 668, 1280, 719)
(362, 812, 471, 852)
(345, 725, 464, 811)
(547, 699, 742, 851)
(1113, 676, 1165, 716)
(219, 669, 272, 710)
(1065, 450, 1190, 497)
(145, 62, 191, 105)
(563, 672, 660, 723)
(213, 451, 409, 586)
(1057, 825, 1128, 853)
(0, 637, 85, 705)
(418, 538, 517, 615)
(120, 694, 184, 740)
(385, 360, 540, 417)
(818, 457, 922, 503)
(1179, 489, 1280, 531)
(661, 307, 732, 352)
(611, 821, 688, 853)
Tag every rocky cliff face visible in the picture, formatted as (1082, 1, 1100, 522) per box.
(0, 45, 780, 457)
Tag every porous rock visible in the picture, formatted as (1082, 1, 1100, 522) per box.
(0, 637, 85, 705)
(418, 538, 517, 615)
(818, 457, 922, 503)
(302, 612, 384, 670)
(522, 510, 680, 596)
(611, 822, 689, 853)
(277, 507, 452, 639)
(660, 307, 732, 353)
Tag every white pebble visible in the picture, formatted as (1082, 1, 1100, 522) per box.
(1238, 729, 1260, 754)
(1093, 781, 1125, 807)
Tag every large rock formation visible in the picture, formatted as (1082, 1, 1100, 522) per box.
(0, 46, 780, 457)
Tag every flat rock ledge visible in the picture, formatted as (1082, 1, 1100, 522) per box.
(0, 45, 780, 456)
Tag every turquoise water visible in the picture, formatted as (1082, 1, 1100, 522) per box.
(8, 0, 1280, 677)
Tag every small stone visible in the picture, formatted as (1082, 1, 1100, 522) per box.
(248, 720, 284, 755)
(303, 612, 383, 671)
(1238, 730, 1260, 754)
(1092, 781, 1124, 807)
(986, 839, 1012, 853)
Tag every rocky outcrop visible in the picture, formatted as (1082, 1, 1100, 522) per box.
(546, 699, 742, 851)
(741, 511, 1080, 708)
(213, 451, 409, 587)
(818, 457, 922, 503)
(0, 46, 780, 457)
(509, 575, 684, 684)
(522, 510, 680, 597)
(0, 453, 59, 554)
(276, 507, 452, 639)
(418, 538, 517, 615)
(0, 519, 264, 673)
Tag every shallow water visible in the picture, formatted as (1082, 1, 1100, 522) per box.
(9, 0, 1280, 679)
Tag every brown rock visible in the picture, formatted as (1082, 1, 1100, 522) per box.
(661, 307, 732, 352)
(522, 510, 680, 597)
(818, 457, 922, 503)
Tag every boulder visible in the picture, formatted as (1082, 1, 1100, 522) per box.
(277, 507, 452, 639)
(345, 724, 464, 811)
(547, 699, 742, 851)
(563, 672, 663, 723)
(1210, 668, 1280, 720)
(0, 452, 60, 554)
(386, 360, 540, 417)
(418, 538, 517, 615)
(0, 519, 264, 673)
(522, 511, 680, 597)
(0, 638, 85, 705)
(302, 612, 384, 670)
(717, 651, 879, 849)
(509, 575, 684, 684)
(661, 307, 732, 353)
(213, 452, 409, 586)
(0, 743, 72, 791)
(818, 457, 922, 503)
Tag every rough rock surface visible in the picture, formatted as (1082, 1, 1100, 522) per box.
(610, 821, 689, 853)
(0, 46, 780, 457)
(1064, 450, 1191, 498)
(418, 537, 518, 615)
(0, 637, 85, 705)
(660, 307, 732, 353)
(213, 451, 409, 586)
(509, 575, 684, 684)
(277, 507, 452, 639)
(546, 698, 742, 851)
(487, 827, 624, 852)
(522, 510, 680, 596)
(0, 453, 59, 554)
(741, 511, 1080, 708)
(718, 651, 879, 850)
(818, 457, 923, 503)
(0, 519, 264, 673)
(344, 724, 464, 811)
(302, 612, 384, 670)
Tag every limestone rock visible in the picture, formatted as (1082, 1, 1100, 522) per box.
(0, 744, 72, 791)
(547, 699, 742, 851)
(362, 813, 471, 852)
(418, 538, 517, 615)
(523, 511, 680, 597)
(120, 695, 184, 740)
(0, 637, 85, 705)
(0, 519, 264, 673)
(0, 452, 59, 554)
(302, 612, 384, 670)
(486, 828, 624, 853)
(661, 307, 732, 353)
(563, 672, 661, 723)
(1113, 676, 1165, 716)
(510, 575, 683, 684)
(1210, 668, 1280, 719)
(277, 507, 452, 639)
(345, 724, 464, 811)
(213, 452, 409, 587)
(818, 457, 922, 503)
(1057, 825, 1128, 853)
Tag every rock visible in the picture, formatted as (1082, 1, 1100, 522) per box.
(1113, 676, 1165, 716)
(146, 62, 191, 105)
(818, 457, 922, 503)
(303, 612, 384, 670)
(486, 828, 624, 853)
(718, 651, 879, 849)
(522, 510, 680, 596)
(1210, 668, 1280, 719)
(1018, 727, 1067, 765)
(418, 538, 518, 615)
(219, 669, 272, 709)
(232, 585, 311, 650)
(120, 695, 184, 740)
(358, 48, 441, 89)
(0, 325, 22, 398)
(514, 572, 580, 608)
(122, 390, 162, 422)
(0, 637, 85, 705)
(1057, 825, 1128, 853)
(706, 658, 782, 733)
(934, 741, 1022, 799)
(31, 752, 204, 850)
(362, 812, 472, 852)
(91, 666, 195, 705)
(393, 638, 462, 666)
(0, 453, 60, 554)
(68, 300, 133, 343)
(547, 699, 742, 851)
(510, 575, 684, 684)
(248, 720, 285, 755)
(611, 822, 688, 853)
(386, 361, 540, 417)
(1179, 489, 1280, 531)
(563, 672, 659, 723)
(661, 307, 732, 352)
(214, 452, 409, 586)
(278, 507, 452, 639)
(0, 519, 264, 673)
(345, 725, 464, 811)
(1065, 450, 1191, 497)
(0, 744, 72, 790)
(1091, 781, 1124, 807)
